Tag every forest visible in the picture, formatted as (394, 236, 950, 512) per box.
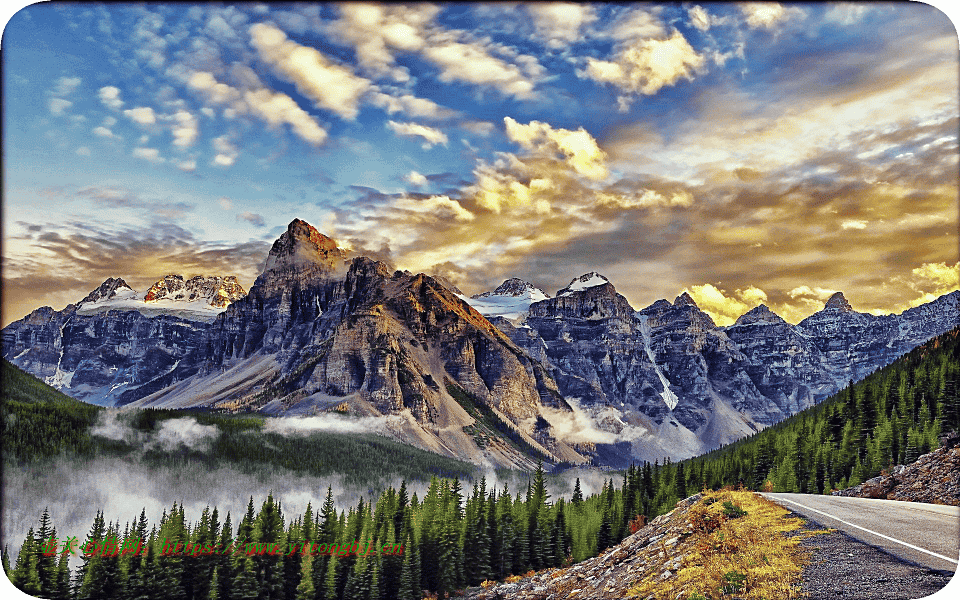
(3, 326, 958, 599)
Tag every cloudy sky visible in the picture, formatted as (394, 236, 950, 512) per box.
(3, 2, 958, 327)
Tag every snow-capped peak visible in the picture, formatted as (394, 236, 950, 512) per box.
(461, 279, 549, 323)
(74, 274, 247, 321)
(557, 272, 609, 297)
(473, 278, 550, 300)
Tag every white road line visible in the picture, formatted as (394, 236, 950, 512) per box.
(768, 495, 959, 565)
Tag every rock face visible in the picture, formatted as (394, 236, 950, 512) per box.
(2, 218, 958, 466)
(143, 275, 246, 308)
(833, 434, 960, 505)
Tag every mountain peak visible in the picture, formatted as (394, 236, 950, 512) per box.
(262, 219, 345, 273)
(734, 304, 786, 326)
(143, 275, 247, 307)
(823, 291, 853, 312)
(474, 278, 549, 300)
(557, 272, 610, 296)
(674, 291, 698, 308)
(79, 277, 136, 305)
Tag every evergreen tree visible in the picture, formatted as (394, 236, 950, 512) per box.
(11, 527, 41, 596)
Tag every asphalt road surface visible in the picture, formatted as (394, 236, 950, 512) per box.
(762, 493, 959, 573)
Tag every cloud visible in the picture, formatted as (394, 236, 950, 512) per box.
(188, 71, 328, 146)
(2, 219, 269, 326)
(212, 135, 237, 166)
(406, 171, 427, 186)
(369, 91, 457, 120)
(176, 159, 196, 172)
(124, 106, 157, 125)
(75, 147, 91, 156)
(526, 3, 597, 49)
(386, 121, 448, 148)
(48, 98, 72, 116)
(685, 283, 770, 325)
(504, 117, 608, 181)
(51, 76, 82, 97)
(421, 32, 544, 100)
(170, 110, 199, 147)
(579, 29, 705, 108)
(739, 2, 804, 30)
(132, 147, 164, 163)
(218, 196, 233, 210)
(237, 211, 266, 227)
(98, 86, 124, 110)
(261, 414, 400, 436)
(902, 261, 960, 307)
(840, 219, 867, 230)
(243, 88, 328, 145)
(325, 3, 437, 81)
(92, 126, 117, 138)
(688, 5, 711, 31)
(249, 22, 372, 120)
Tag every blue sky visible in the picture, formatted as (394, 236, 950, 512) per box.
(2, 2, 958, 326)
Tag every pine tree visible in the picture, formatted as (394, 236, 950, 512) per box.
(571, 478, 583, 506)
(11, 527, 41, 596)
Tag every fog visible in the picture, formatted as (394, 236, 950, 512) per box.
(3, 411, 617, 562)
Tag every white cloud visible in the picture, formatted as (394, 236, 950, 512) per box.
(48, 98, 72, 116)
(369, 91, 456, 120)
(132, 147, 164, 163)
(188, 71, 241, 104)
(422, 33, 543, 100)
(212, 135, 237, 166)
(739, 2, 803, 30)
(177, 159, 197, 172)
(75, 146, 91, 156)
(51, 76, 82, 97)
(249, 22, 372, 120)
(504, 117, 608, 181)
(406, 171, 428, 186)
(92, 126, 116, 138)
(386, 120, 448, 148)
(579, 30, 705, 107)
(170, 110, 199, 147)
(326, 3, 438, 81)
(218, 197, 233, 210)
(243, 88, 328, 145)
(526, 3, 597, 49)
(98, 86, 124, 110)
(124, 106, 157, 125)
(688, 5, 711, 31)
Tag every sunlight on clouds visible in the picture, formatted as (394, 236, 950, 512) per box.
(170, 110, 199, 147)
(905, 261, 960, 307)
(580, 30, 704, 108)
(686, 283, 770, 325)
(212, 136, 237, 167)
(249, 22, 372, 120)
(840, 219, 867, 230)
(504, 118, 608, 181)
(406, 171, 427, 186)
(132, 147, 164, 163)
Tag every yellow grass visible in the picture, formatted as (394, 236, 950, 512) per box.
(628, 488, 829, 600)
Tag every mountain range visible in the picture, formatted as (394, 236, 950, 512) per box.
(3, 218, 957, 467)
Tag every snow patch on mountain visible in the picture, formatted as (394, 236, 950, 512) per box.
(462, 278, 550, 321)
(75, 275, 247, 321)
(557, 272, 609, 296)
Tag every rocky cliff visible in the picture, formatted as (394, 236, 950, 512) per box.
(3, 218, 958, 466)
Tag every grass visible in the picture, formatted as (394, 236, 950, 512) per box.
(628, 488, 829, 600)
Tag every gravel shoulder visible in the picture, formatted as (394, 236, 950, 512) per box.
(789, 510, 956, 599)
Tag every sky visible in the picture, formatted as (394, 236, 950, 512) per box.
(2, 1, 958, 328)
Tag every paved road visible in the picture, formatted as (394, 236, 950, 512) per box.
(761, 493, 959, 573)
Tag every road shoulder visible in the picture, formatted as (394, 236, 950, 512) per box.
(789, 511, 954, 600)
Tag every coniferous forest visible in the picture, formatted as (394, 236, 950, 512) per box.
(3, 327, 958, 599)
